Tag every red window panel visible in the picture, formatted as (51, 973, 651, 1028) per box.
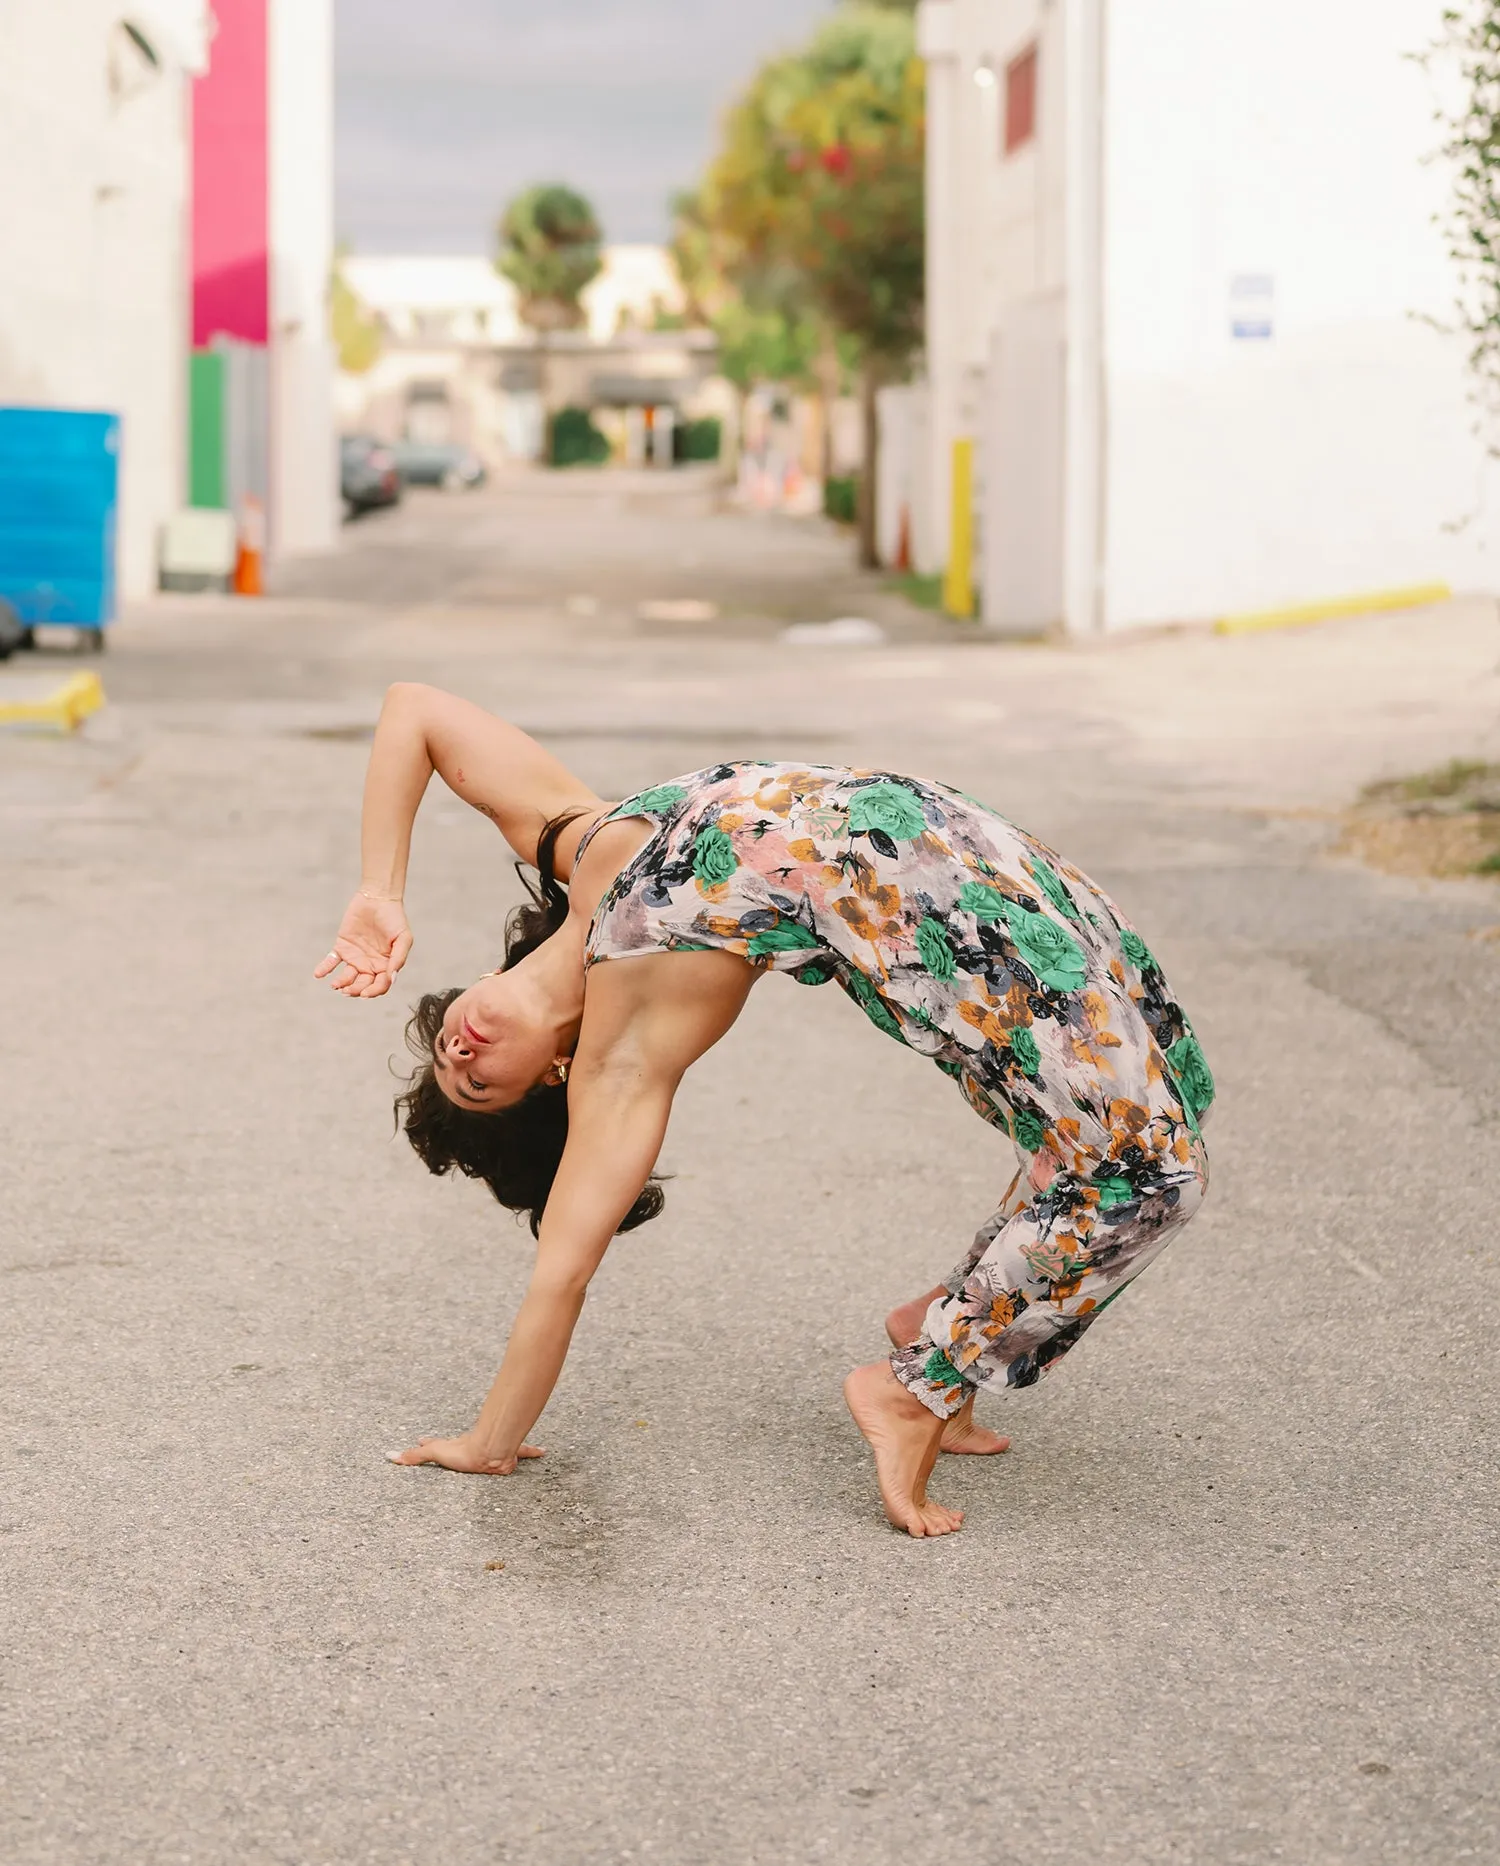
(1004, 43, 1038, 155)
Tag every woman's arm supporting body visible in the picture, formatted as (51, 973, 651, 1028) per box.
(317, 683, 607, 997)
(392, 947, 758, 1472)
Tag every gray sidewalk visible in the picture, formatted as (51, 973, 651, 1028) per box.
(4, 491, 1499, 1864)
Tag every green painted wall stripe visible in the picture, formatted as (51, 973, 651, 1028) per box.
(188, 350, 227, 508)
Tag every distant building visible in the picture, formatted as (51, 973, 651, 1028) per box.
(0, 2, 211, 601)
(189, 0, 337, 558)
(583, 245, 687, 340)
(916, 0, 1500, 634)
(338, 248, 715, 465)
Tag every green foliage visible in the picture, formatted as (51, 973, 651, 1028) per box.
(886, 571, 944, 610)
(699, 5, 925, 367)
(1418, 8, 1500, 442)
(668, 187, 724, 324)
(330, 255, 382, 373)
(1360, 757, 1500, 803)
(675, 417, 723, 462)
(496, 185, 603, 333)
(712, 297, 823, 392)
(824, 474, 859, 524)
(549, 405, 610, 468)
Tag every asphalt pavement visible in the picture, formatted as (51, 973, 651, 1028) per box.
(4, 486, 1500, 1865)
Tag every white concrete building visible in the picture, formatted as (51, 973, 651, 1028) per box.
(341, 246, 687, 351)
(917, 0, 1500, 634)
(584, 245, 687, 341)
(338, 249, 705, 464)
(0, 2, 209, 602)
(267, 0, 338, 558)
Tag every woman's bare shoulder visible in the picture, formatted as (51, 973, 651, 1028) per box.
(562, 813, 650, 900)
(575, 949, 758, 1082)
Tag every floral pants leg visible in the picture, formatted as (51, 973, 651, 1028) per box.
(889, 1147, 1209, 1418)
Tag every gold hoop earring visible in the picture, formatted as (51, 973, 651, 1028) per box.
(554, 1058, 570, 1085)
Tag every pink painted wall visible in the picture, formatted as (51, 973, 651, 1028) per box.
(191, 0, 269, 346)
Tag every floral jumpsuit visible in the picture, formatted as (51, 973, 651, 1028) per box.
(577, 763, 1214, 1420)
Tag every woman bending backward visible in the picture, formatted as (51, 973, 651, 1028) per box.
(317, 684, 1214, 1537)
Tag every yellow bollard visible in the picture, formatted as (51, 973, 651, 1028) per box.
(942, 437, 975, 619)
(0, 669, 106, 732)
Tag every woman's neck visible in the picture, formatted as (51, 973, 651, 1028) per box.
(512, 919, 587, 1054)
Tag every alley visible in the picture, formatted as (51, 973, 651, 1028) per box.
(4, 488, 1500, 1865)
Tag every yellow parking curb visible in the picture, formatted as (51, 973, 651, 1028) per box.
(1214, 582, 1451, 636)
(0, 670, 106, 731)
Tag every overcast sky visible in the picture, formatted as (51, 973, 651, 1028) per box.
(334, 0, 836, 254)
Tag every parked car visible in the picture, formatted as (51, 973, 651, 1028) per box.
(340, 435, 402, 517)
(392, 441, 487, 490)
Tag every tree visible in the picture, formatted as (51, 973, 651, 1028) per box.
(670, 187, 822, 391)
(330, 253, 382, 374)
(496, 184, 604, 331)
(700, 6, 924, 563)
(1416, 6, 1500, 453)
(495, 185, 604, 456)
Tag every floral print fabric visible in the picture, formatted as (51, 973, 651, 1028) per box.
(579, 763, 1213, 1418)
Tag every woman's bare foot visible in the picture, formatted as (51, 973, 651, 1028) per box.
(940, 1392, 1011, 1456)
(885, 1295, 1010, 1457)
(843, 1362, 964, 1537)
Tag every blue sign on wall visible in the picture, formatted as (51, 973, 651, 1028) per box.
(0, 407, 120, 631)
(1229, 274, 1276, 342)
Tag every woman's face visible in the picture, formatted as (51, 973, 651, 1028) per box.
(431, 974, 559, 1111)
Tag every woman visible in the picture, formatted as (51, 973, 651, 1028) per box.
(317, 684, 1214, 1537)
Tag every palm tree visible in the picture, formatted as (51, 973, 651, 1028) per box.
(496, 185, 604, 458)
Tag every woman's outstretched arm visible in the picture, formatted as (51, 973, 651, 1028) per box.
(388, 1055, 677, 1472)
(390, 949, 756, 1474)
(315, 682, 604, 997)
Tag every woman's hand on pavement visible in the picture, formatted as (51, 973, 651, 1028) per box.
(386, 1435, 546, 1475)
(314, 891, 413, 997)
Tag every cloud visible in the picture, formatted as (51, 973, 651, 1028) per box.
(335, 0, 834, 250)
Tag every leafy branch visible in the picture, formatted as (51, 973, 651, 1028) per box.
(1418, 5, 1500, 446)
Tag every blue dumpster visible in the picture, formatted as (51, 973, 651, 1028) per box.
(0, 407, 120, 652)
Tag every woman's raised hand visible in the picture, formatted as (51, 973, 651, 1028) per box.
(314, 890, 413, 998)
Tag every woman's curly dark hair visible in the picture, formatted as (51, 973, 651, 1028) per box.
(393, 808, 666, 1238)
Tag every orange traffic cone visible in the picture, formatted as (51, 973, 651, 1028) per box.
(233, 495, 265, 596)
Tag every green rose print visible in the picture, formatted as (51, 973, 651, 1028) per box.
(1011, 1108, 1047, 1153)
(692, 825, 739, 887)
(616, 783, 688, 817)
(1029, 860, 1080, 921)
(579, 760, 1212, 1424)
(1009, 1026, 1041, 1077)
(922, 1347, 967, 1388)
(1002, 902, 1088, 993)
(1166, 1034, 1215, 1118)
(847, 966, 904, 1040)
(792, 958, 837, 985)
(1120, 929, 1157, 971)
(916, 916, 956, 981)
(748, 920, 821, 957)
(848, 782, 927, 841)
(957, 880, 1009, 923)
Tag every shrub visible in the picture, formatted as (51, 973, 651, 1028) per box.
(674, 417, 722, 462)
(823, 474, 859, 524)
(550, 406, 610, 468)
